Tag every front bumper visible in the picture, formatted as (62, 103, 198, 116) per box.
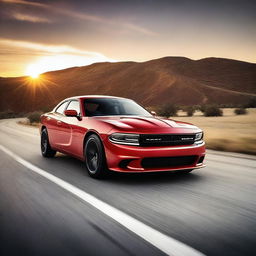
(104, 140, 206, 173)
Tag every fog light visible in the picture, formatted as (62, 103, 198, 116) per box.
(198, 156, 205, 164)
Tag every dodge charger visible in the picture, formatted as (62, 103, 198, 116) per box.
(40, 95, 205, 178)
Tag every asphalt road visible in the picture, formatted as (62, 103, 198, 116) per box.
(0, 118, 256, 256)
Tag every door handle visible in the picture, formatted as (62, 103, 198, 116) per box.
(57, 120, 62, 126)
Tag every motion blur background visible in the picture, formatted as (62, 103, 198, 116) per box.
(0, 0, 255, 154)
(0, 1, 256, 256)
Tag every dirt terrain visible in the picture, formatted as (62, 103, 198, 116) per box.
(177, 108, 256, 155)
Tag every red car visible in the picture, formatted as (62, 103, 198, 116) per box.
(40, 95, 205, 178)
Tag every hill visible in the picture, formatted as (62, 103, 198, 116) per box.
(0, 57, 255, 113)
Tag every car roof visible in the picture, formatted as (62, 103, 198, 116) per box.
(65, 95, 128, 101)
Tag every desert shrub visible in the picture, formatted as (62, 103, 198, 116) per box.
(0, 110, 17, 119)
(185, 106, 195, 116)
(244, 98, 256, 108)
(192, 105, 201, 111)
(204, 105, 223, 116)
(234, 108, 247, 115)
(199, 104, 207, 113)
(158, 103, 178, 118)
(27, 111, 43, 123)
(179, 105, 186, 111)
(145, 106, 157, 115)
(219, 103, 239, 108)
(41, 106, 53, 113)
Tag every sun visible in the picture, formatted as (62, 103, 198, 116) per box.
(25, 54, 115, 79)
(30, 73, 40, 79)
(26, 64, 41, 79)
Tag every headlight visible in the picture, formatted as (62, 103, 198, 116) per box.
(195, 132, 203, 141)
(109, 133, 140, 145)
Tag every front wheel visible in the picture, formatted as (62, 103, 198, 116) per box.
(84, 134, 107, 179)
(41, 128, 56, 158)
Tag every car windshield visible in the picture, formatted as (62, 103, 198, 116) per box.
(84, 98, 151, 117)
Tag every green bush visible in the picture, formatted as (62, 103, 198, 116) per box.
(185, 106, 195, 116)
(199, 105, 207, 113)
(158, 103, 178, 118)
(234, 108, 247, 115)
(192, 105, 201, 111)
(27, 111, 43, 123)
(204, 105, 223, 117)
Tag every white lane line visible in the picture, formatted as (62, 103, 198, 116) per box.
(0, 144, 204, 256)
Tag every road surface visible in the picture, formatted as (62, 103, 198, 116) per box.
(0, 119, 256, 256)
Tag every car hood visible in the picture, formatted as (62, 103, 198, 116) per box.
(93, 116, 201, 134)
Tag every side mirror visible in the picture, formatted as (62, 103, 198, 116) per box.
(151, 111, 157, 117)
(64, 109, 78, 117)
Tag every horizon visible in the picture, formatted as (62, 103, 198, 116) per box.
(0, 0, 255, 77)
(1, 55, 256, 79)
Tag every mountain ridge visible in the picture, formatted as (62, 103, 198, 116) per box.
(0, 56, 255, 113)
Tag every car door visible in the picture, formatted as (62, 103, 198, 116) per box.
(63, 100, 87, 158)
(50, 100, 71, 150)
(64, 100, 84, 156)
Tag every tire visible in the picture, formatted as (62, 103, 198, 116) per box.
(84, 134, 107, 179)
(41, 128, 56, 158)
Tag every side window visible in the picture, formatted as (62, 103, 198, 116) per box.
(66, 100, 80, 115)
(55, 101, 68, 115)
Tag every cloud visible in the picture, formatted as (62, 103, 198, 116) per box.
(124, 23, 158, 36)
(1, 0, 157, 36)
(0, 38, 117, 76)
(0, 38, 111, 58)
(12, 13, 52, 23)
(1, 0, 46, 8)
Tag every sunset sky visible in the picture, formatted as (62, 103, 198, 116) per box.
(0, 0, 255, 77)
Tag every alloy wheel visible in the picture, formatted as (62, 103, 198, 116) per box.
(86, 140, 100, 173)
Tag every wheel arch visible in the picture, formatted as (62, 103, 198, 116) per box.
(83, 130, 103, 153)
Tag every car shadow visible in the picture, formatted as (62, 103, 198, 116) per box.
(53, 153, 205, 186)
(107, 169, 204, 186)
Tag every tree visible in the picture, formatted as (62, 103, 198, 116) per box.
(234, 108, 247, 115)
(204, 105, 223, 116)
(185, 106, 195, 116)
(27, 111, 43, 123)
(158, 103, 178, 118)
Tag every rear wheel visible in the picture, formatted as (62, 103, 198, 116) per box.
(41, 128, 56, 158)
(84, 134, 107, 179)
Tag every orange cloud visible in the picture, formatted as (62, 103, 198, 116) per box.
(12, 13, 52, 23)
(0, 38, 112, 57)
(0, 38, 117, 76)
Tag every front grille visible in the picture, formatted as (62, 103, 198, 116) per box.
(139, 134, 195, 147)
(141, 155, 197, 169)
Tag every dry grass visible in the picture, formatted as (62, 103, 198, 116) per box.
(18, 119, 40, 127)
(175, 108, 256, 155)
